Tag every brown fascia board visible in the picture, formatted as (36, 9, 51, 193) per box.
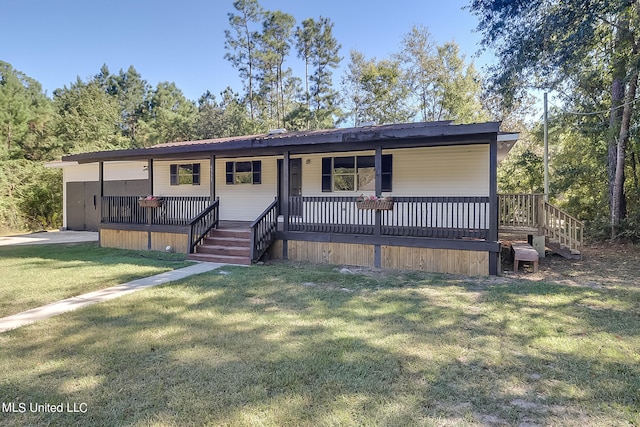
(63, 121, 501, 164)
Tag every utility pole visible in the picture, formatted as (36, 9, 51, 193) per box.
(543, 92, 549, 202)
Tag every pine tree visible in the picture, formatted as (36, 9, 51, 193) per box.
(224, 0, 263, 121)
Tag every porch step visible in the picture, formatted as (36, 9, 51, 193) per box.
(547, 240, 582, 260)
(203, 236, 250, 246)
(206, 229, 251, 239)
(188, 253, 252, 265)
(196, 244, 250, 257)
(189, 227, 252, 265)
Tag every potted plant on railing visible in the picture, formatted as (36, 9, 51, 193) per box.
(355, 194, 394, 210)
(138, 195, 163, 208)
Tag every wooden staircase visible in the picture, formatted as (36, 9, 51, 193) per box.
(188, 227, 252, 265)
(499, 194, 583, 260)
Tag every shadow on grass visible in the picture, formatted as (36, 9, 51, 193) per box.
(0, 243, 194, 317)
(1, 264, 639, 426)
(0, 243, 190, 265)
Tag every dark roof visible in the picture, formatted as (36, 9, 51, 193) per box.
(63, 121, 504, 163)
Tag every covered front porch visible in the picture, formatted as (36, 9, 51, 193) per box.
(99, 191, 499, 272)
(63, 121, 522, 275)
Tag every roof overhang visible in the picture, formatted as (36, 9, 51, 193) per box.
(497, 132, 520, 163)
(62, 121, 506, 164)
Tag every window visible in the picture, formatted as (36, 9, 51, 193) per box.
(170, 163, 200, 186)
(321, 155, 392, 192)
(333, 156, 355, 191)
(226, 161, 261, 184)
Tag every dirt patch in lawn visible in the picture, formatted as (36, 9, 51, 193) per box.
(501, 239, 640, 288)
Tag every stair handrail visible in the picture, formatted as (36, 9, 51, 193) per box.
(250, 197, 278, 262)
(188, 197, 220, 253)
(542, 201, 584, 254)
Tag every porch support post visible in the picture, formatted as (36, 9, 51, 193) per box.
(98, 161, 104, 217)
(282, 151, 290, 259)
(489, 136, 499, 275)
(98, 162, 104, 246)
(147, 159, 154, 195)
(209, 154, 216, 201)
(374, 146, 383, 267)
(147, 159, 153, 250)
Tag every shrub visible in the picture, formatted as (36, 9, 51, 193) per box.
(0, 159, 62, 232)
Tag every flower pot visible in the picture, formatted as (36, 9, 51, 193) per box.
(356, 198, 394, 210)
(138, 199, 163, 208)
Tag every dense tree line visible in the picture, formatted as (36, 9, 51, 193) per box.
(4, 0, 638, 242)
(471, 0, 640, 240)
(1, 0, 489, 233)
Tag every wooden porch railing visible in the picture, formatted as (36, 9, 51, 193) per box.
(188, 198, 220, 253)
(289, 196, 376, 234)
(498, 193, 542, 231)
(498, 194, 584, 254)
(102, 196, 210, 226)
(250, 197, 278, 262)
(289, 196, 491, 239)
(382, 196, 490, 239)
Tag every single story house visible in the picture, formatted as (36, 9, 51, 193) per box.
(54, 121, 520, 276)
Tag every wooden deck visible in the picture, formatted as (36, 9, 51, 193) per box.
(98, 194, 583, 264)
(498, 194, 583, 259)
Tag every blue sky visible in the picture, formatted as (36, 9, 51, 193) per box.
(3, 0, 492, 102)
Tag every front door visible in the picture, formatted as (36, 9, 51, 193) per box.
(278, 158, 302, 216)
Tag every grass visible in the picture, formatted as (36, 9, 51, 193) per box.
(0, 243, 193, 317)
(0, 261, 638, 426)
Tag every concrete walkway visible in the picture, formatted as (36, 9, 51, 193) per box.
(0, 262, 226, 333)
(0, 230, 98, 246)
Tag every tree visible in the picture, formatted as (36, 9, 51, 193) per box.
(341, 50, 366, 126)
(395, 28, 489, 124)
(219, 87, 257, 136)
(435, 43, 489, 124)
(53, 78, 128, 154)
(0, 62, 56, 161)
(111, 66, 150, 146)
(0, 64, 29, 158)
(194, 91, 225, 139)
(342, 50, 414, 125)
(224, 0, 263, 121)
(295, 17, 342, 129)
(295, 18, 317, 117)
(394, 25, 437, 122)
(256, 10, 296, 128)
(141, 82, 198, 145)
(469, 0, 640, 238)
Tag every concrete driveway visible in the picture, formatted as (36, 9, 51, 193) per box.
(0, 230, 98, 246)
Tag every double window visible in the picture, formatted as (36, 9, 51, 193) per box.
(170, 163, 200, 186)
(226, 161, 262, 185)
(322, 155, 392, 192)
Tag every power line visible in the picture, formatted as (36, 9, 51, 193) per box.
(551, 94, 640, 117)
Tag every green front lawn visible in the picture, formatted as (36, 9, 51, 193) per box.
(1, 263, 638, 426)
(0, 243, 192, 317)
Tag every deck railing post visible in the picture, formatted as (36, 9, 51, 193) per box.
(374, 145, 383, 239)
(537, 195, 545, 234)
